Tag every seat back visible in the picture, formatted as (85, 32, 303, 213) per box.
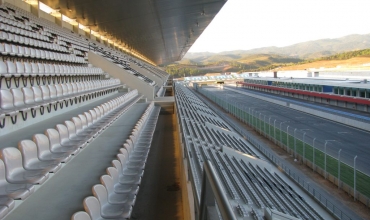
(18, 140, 39, 170)
(117, 154, 127, 168)
(78, 114, 88, 129)
(112, 160, 123, 175)
(100, 175, 115, 196)
(83, 196, 102, 220)
(72, 117, 84, 133)
(44, 129, 61, 151)
(83, 112, 93, 126)
(0, 90, 14, 110)
(92, 184, 109, 207)
(106, 167, 119, 184)
(39, 86, 50, 101)
(11, 88, 25, 108)
(71, 211, 91, 220)
(0, 147, 24, 178)
(32, 134, 51, 159)
(64, 121, 77, 138)
(55, 124, 69, 143)
(32, 87, 43, 103)
(47, 85, 57, 99)
(22, 87, 35, 105)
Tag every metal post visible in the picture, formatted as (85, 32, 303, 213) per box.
(313, 138, 316, 172)
(294, 128, 297, 159)
(249, 108, 251, 125)
(279, 121, 288, 146)
(273, 119, 277, 143)
(324, 140, 335, 180)
(338, 149, 342, 189)
(354, 155, 357, 201)
(259, 113, 262, 134)
(303, 132, 306, 163)
(269, 117, 271, 137)
(264, 115, 267, 136)
(286, 126, 290, 149)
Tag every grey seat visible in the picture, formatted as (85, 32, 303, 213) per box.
(0, 159, 35, 199)
(71, 211, 92, 220)
(0, 147, 48, 184)
(92, 184, 133, 219)
(100, 175, 136, 206)
(18, 140, 62, 173)
(83, 196, 125, 220)
(33, 134, 71, 163)
(121, 144, 147, 165)
(112, 160, 141, 185)
(106, 167, 139, 195)
(45, 128, 80, 155)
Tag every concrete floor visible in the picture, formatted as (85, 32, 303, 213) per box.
(131, 113, 184, 220)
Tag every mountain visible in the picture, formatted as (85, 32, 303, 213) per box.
(184, 33, 370, 60)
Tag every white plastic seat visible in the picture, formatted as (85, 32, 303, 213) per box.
(0, 147, 49, 184)
(0, 159, 35, 200)
(55, 124, 87, 148)
(18, 140, 61, 173)
(106, 167, 139, 195)
(71, 211, 92, 220)
(92, 185, 133, 219)
(44, 129, 80, 155)
(112, 160, 141, 185)
(99, 175, 136, 206)
(33, 134, 71, 163)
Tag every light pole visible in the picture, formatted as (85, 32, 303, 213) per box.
(324, 140, 336, 180)
(279, 121, 289, 146)
(338, 149, 342, 189)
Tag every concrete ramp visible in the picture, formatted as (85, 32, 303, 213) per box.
(88, 51, 156, 100)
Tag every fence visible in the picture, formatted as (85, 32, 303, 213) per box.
(195, 87, 369, 220)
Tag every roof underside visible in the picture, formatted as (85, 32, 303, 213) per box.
(40, 0, 226, 65)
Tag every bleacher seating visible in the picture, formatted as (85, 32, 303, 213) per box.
(72, 102, 160, 219)
(174, 83, 325, 220)
(0, 2, 166, 219)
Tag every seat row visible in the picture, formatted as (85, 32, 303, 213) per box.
(0, 28, 67, 53)
(0, 60, 104, 89)
(0, 13, 33, 33)
(0, 90, 140, 219)
(0, 79, 121, 127)
(0, 43, 86, 63)
(72, 102, 160, 220)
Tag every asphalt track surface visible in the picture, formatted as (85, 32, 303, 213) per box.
(229, 86, 370, 123)
(204, 86, 370, 175)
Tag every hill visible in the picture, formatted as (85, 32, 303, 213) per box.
(184, 33, 370, 60)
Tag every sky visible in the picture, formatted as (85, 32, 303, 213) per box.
(188, 0, 370, 53)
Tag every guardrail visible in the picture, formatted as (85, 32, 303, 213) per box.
(194, 87, 357, 220)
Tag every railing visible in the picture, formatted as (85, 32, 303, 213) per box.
(194, 87, 357, 220)
(199, 160, 237, 220)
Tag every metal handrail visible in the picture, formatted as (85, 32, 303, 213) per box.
(199, 160, 237, 220)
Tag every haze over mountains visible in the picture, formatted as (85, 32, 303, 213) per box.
(183, 33, 370, 63)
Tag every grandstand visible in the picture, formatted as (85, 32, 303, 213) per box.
(0, 0, 365, 220)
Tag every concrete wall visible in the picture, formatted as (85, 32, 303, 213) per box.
(39, 10, 55, 23)
(4, 0, 30, 11)
(88, 51, 155, 100)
